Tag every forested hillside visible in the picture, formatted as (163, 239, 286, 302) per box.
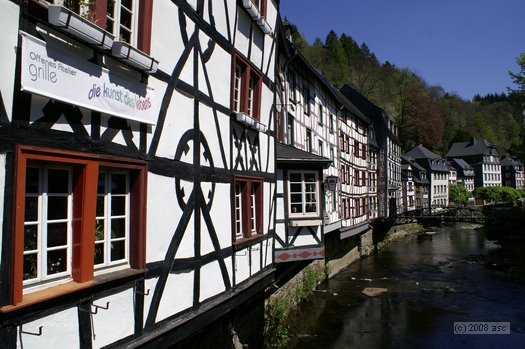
(287, 24, 525, 160)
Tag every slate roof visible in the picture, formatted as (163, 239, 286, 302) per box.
(401, 156, 429, 185)
(405, 145, 449, 172)
(276, 143, 332, 168)
(446, 139, 499, 158)
(451, 158, 473, 171)
(340, 85, 400, 144)
(501, 156, 524, 169)
(405, 144, 442, 160)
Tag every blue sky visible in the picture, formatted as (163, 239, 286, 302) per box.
(279, 0, 525, 101)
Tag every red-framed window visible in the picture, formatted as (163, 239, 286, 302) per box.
(10, 146, 146, 305)
(232, 53, 262, 121)
(250, 0, 267, 17)
(49, 0, 153, 54)
(233, 176, 263, 242)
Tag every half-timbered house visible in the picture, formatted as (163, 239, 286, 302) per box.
(340, 84, 402, 218)
(274, 22, 334, 263)
(0, 0, 278, 347)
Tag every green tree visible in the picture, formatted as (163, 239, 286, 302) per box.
(324, 31, 348, 86)
(449, 184, 471, 205)
(509, 53, 525, 100)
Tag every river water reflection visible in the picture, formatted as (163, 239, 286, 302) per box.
(286, 224, 525, 349)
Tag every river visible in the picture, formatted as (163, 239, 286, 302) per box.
(285, 224, 525, 349)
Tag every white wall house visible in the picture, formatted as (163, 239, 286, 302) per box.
(405, 145, 449, 208)
(0, 0, 278, 347)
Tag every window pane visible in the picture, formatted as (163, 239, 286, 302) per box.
(96, 196, 105, 217)
(24, 225, 38, 251)
(120, 7, 132, 31)
(305, 183, 316, 192)
(25, 197, 38, 221)
(47, 222, 68, 247)
(119, 27, 132, 44)
(95, 219, 105, 241)
(106, 18, 115, 35)
(111, 218, 126, 238)
(23, 253, 38, 280)
(290, 183, 302, 193)
(26, 167, 39, 193)
(290, 194, 303, 204)
(47, 249, 67, 275)
(291, 203, 303, 214)
(111, 174, 127, 194)
(289, 173, 301, 182)
(94, 242, 104, 265)
(48, 169, 69, 193)
(47, 197, 68, 220)
(111, 196, 126, 215)
(98, 173, 106, 194)
(306, 203, 317, 213)
(122, 0, 133, 10)
(234, 65, 242, 112)
(304, 173, 316, 182)
(111, 241, 126, 261)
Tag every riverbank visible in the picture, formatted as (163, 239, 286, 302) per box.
(263, 222, 428, 348)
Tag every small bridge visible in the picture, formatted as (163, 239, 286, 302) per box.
(391, 207, 486, 226)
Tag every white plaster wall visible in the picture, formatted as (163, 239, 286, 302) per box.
(250, 245, 261, 273)
(235, 10, 251, 58)
(201, 183, 231, 255)
(264, 182, 275, 231)
(29, 95, 73, 133)
(290, 229, 319, 246)
(152, 271, 194, 323)
(202, 0, 229, 40)
(154, 90, 195, 160)
(0, 1, 19, 121)
(200, 260, 227, 302)
(92, 289, 134, 348)
(199, 37, 232, 109)
(260, 87, 274, 132)
(234, 248, 250, 284)
(251, 29, 264, 68)
(274, 223, 285, 248)
(199, 103, 230, 170)
(146, 173, 183, 262)
(263, 238, 273, 267)
(17, 308, 79, 349)
(151, 0, 185, 75)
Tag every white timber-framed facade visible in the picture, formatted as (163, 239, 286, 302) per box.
(0, 0, 279, 347)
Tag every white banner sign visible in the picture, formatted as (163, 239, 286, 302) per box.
(20, 31, 157, 125)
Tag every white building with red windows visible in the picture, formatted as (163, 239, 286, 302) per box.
(0, 0, 278, 347)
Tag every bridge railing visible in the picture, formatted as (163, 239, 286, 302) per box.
(390, 206, 485, 226)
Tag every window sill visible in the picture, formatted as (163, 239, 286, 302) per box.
(0, 268, 145, 313)
(233, 233, 265, 250)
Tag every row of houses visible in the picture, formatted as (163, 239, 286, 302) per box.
(400, 139, 525, 211)
(0, 0, 523, 347)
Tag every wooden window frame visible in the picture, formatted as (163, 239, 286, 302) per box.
(231, 53, 263, 121)
(251, 0, 267, 17)
(11, 146, 146, 305)
(45, 0, 153, 54)
(305, 129, 312, 153)
(232, 176, 263, 243)
(288, 171, 320, 218)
